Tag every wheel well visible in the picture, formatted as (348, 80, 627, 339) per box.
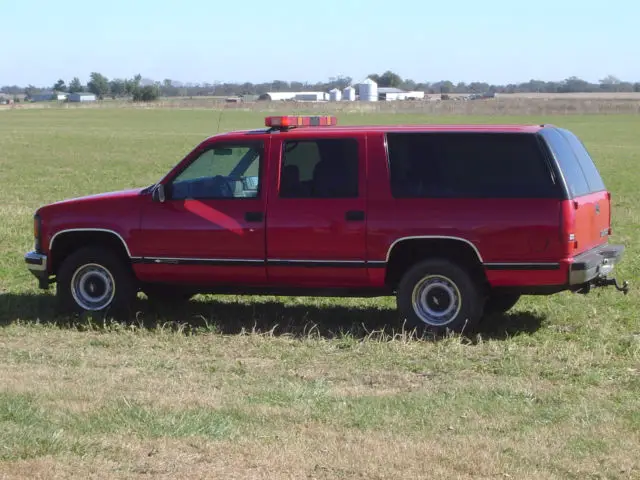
(385, 239, 486, 288)
(50, 231, 131, 275)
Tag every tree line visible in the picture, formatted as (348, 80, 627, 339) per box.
(2, 71, 640, 100)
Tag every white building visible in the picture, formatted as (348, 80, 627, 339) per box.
(67, 92, 96, 102)
(29, 91, 68, 102)
(294, 92, 327, 102)
(378, 87, 425, 101)
(258, 92, 297, 101)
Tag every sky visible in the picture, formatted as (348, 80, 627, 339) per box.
(1, 0, 638, 87)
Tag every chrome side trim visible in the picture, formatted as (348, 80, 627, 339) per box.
(49, 228, 133, 257)
(267, 259, 364, 264)
(484, 262, 561, 271)
(385, 236, 484, 263)
(138, 257, 264, 265)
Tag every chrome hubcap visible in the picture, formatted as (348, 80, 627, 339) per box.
(411, 275, 461, 326)
(70, 263, 115, 311)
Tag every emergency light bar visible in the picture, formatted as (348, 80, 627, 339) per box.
(265, 115, 338, 128)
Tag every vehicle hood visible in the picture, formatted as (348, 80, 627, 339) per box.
(45, 187, 146, 208)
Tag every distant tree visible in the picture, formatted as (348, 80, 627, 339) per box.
(435, 80, 454, 94)
(367, 73, 381, 83)
(68, 77, 83, 93)
(132, 85, 159, 102)
(378, 70, 403, 88)
(634, 83, 640, 92)
(559, 76, 593, 93)
(109, 79, 126, 97)
(455, 82, 468, 93)
(468, 82, 490, 93)
(53, 79, 67, 92)
(87, 72, 109, 99)
(1, 85, 23, 94)
(271, 80, 289, 92)
(24, 85, 39, 98)
(124, 74, 141, 96)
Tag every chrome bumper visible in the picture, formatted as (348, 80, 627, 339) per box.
(24, 251, 49, 288)
(569, 244, 624, 285)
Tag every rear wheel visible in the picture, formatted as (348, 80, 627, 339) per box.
(396, 259, 483, 334)
(56, 246, 135, 316)
(484, 293, 521, 315)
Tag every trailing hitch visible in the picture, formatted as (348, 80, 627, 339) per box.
(575, 276, 630, 295)
(593, 276, 630, 295)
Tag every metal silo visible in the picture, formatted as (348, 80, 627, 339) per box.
(329, 88, 342, 101)
(343, 86, 356, 101)
(358, 78, 378, 101)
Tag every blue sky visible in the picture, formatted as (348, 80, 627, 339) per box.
(1, 0, 637, 86)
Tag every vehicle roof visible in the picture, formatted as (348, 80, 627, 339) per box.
(216, 124, 548, 138)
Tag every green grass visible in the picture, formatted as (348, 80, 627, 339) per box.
(0, 109, 639, 479)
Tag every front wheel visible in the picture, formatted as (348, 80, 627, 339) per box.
(56, 246, 135, 316)
(396, 259, 484, 334)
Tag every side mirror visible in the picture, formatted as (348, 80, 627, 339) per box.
(152, 184, 166, 203)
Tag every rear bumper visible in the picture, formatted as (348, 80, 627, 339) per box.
(569, 244, 624, 285)
(24, 251, 50, 289)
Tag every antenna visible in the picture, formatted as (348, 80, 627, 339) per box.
(216, 104, 225, 134)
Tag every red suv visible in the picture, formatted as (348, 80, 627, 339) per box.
(24, 115, 628, 333)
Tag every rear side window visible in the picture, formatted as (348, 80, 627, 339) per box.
(387, 132, 560, 198)
(539, 128, 605, 197)
(280, 138, 359, 198)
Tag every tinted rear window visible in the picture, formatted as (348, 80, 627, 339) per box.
(387, 132, 560, 198)
(557, 128, 606, 193)
(539, 128, 605, 197)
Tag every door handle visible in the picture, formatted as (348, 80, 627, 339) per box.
(345, 210, 365, 221)
(245, 211, 263, 222)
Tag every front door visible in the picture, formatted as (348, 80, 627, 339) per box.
(136, 139, 267, 286)
(266, 135, 368, 287)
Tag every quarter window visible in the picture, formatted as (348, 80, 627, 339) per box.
(539, 129, 590, 197)
(279, 139, 359, 198)
(557, 128, 606, 193)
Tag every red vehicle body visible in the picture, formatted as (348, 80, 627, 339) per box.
(25, 116, 628, 332)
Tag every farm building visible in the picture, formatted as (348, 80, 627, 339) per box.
(67, 92, 96, 102)
(258, 92, 297, 101)
(258, 91, 327, 102)
(28, 91, 68, 102)
(378, 87, 425, 101)
(294, 92, 327, 102)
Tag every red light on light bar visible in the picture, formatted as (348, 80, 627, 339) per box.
(265, 115, 338, 128)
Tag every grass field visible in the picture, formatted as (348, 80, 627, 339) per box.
(0, 109, 639, 479)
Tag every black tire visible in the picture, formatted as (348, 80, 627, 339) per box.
(396, 259, 484, 334)
(484, 293, 521, 315)
(143, 285, 194, 306)
(56, 246, 136, 317)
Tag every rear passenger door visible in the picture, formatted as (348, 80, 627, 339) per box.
(266, 135, 368, 287)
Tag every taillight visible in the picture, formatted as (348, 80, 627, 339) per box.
(34, 214, 42, 253)
(561, 200, 578, 255)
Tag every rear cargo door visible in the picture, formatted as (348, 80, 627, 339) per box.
(540, 128, 610, 254)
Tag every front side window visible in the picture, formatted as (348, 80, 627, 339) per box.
(170, 143, 261, 200)
(387, 132, 560, 198)
(279, 138, 359, 198)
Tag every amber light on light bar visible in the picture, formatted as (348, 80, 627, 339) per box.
(265, 115, 338, 128)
